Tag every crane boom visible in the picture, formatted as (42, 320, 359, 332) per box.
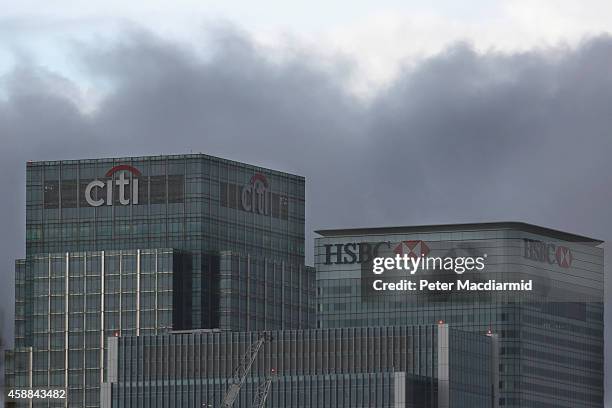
(220, 333, 269, 408)
(251, 377, 272, 408)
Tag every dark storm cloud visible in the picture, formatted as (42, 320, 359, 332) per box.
(1, 29, 612, 400)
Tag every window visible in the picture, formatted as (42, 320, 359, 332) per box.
(220, 182, 239, 209)
(69, 295, 84, 312)
(280, 195, 289, 220)
(150, 176, 166, 204)
(61, 180, 78, 208)
(44, 181, 59, 208)
(85, 314, 101, 330)
(220, 182, 228, 207)
(271, 193, 280, 217)
(70, 278, 84, 293)
(137, 176, 149, 204)
(168, 175, 184, 203)
(87, 277, 101, 293)
(69, 315, 84, 330)
(86, 296, 100, 312)
(228, 183, 237, 208)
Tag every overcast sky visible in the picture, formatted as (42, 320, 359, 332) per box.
(2, 1, 612, 402)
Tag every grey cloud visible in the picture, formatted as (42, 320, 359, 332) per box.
(1, 28, 612, 402)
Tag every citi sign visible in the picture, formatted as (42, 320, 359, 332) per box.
(85, 165, 140, 207)
(241, 173, 271, 215)
(523, 239, 573, 268)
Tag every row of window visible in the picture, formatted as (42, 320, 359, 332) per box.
(42, 175, 185, 209)
(31, 293, 173, 312)
(28, 255, 173, 277)
(30, 309, 173, 332)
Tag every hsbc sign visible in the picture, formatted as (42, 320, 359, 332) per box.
(327, 239, 574, 268)
(323, 240, 430, 265)
(523, 239, 573, 268)
(323, 241, 391, 265)
(85, 165, 140, 207)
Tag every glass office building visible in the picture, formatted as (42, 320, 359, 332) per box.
(5, 154, 314, 407)
(4, 153, 603, 408)
(315, 222, 604, 407)
(6, 249, 175, 406)
(22, 154, 310, 330)
(101, 325, 496, 408)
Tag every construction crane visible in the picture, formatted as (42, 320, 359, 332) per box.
(220, 332, 270, 408)
(251, 368, 276, 408)
(251, 376, 272, 408)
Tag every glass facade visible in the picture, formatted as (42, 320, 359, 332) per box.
(25, 154, 307, 329)
(218, 252, 315, 331)
(6, 154, 313, 407)
(5, 248, 175, 407)
(5, 153, 603, 408)
(315, 223, 604, 407)
(102, 325, 494, 407)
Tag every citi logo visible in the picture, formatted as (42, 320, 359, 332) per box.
(241, 173, 270, 214)
(85, 165, 140, 207)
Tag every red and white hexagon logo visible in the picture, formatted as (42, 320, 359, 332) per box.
(555, 246, 573, 268)
(394, 240, 430, 257)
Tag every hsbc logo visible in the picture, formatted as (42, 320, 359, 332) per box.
(85, 165, 140, 207)
(323, 240, 430, 265)
(323, 241, 392, 265)
(394, 240, 430, 257)
(523, 239, 573, 268)
(324, 240, 433, 265)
